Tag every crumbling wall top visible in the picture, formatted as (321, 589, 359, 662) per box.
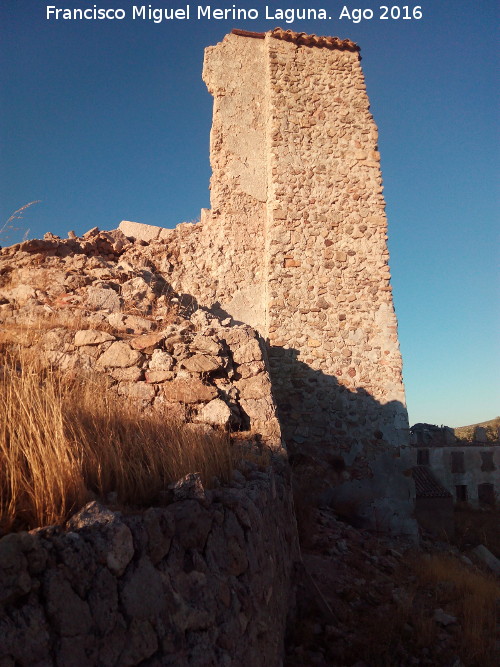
(231, 27, 360, 52)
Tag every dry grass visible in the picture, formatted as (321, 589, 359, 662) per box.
(409, 553, 500, 666)
(453, 506, 500, 558)
(0, 346, 232, 534)
(0, 314, 105, 346)
(354, 550, 500, 666)
(0, 281, 180, 334)
(0, 201, 40, 245)
(0, 307, 155, 347)
(357, 551, 500, 666)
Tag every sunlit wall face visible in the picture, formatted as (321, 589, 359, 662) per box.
(1, 1, 498, 427)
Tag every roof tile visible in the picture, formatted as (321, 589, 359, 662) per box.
(413, 466, 453, 498)
(231, 28, 360, 52)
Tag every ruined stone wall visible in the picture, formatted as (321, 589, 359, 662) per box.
(0, 464, 297, 667)
(152, 33, 269, 332)
(120, 29, 415, 533)
(264, 35, 406, 427)
(259, 33, 413, 531)
(0, 236, 281, 445)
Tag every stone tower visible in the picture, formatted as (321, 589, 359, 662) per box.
(158, 29, 415, 534)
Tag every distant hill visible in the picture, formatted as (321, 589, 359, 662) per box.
(453, 417, 500, 443)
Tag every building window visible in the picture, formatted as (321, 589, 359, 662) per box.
(415, 430, 425, 445)
(478, 483, 495, 506)
(480, 452, 495, 472)
(417, 449, 430, 465)
(455, 485, 468, 502)
(451, 451, 465, 473)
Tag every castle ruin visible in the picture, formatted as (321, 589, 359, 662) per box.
(122, 28, 416, 533)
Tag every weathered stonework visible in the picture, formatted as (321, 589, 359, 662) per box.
(0, 244, 282, 447)
(0, 28, 415, 533)
(124, 29, 415, 533)
(0, 466, 298, 666)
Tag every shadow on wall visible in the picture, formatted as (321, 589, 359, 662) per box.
(266, 346, 415, 536)
(138, 277, 415, 536)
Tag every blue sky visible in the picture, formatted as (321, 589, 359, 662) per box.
(1, 1, 498, 427)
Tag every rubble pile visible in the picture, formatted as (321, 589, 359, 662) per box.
(286, 506, 498, 666)
(0, 229, 280, 445)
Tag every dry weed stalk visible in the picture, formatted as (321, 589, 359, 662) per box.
(0, 345, 232, 534)
(0, 200, 40, 244)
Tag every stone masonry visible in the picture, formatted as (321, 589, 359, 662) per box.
(0, 466, 298, 666)
(119, 29, 416, 533)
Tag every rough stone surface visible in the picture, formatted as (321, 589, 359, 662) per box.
(117, 381, 156, 401)
(148, 349, 175, 371)
(285, 504, 483, 667)
(161, 378, 218, 404)
(0, 534, 32, 605)
(0, 29, 416, 537)
(195, 398, 233, 427)
(74, 329, 115, 346)
(0, 244, 282, 442)
(104, 29, 415, 533)
(97, 341, 144, 368)
(0, 466, 297, 667)
(107, 313, 155, 334)
(67, 502, 135, 576)
(181, 353, 221, 374)
(129, 332, 165, 351)
(86, 286, 122, 312)
(119, 220, 162, 243)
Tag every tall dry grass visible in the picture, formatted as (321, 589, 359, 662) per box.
(0, 346, 232, 534)
(358, 551, 500, 666)
(412, 553, 500, 666)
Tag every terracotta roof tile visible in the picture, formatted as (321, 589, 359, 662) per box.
(231, 28, 266, 39)
(412, 466, 453, 499)
(231, 28, 359, 52)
